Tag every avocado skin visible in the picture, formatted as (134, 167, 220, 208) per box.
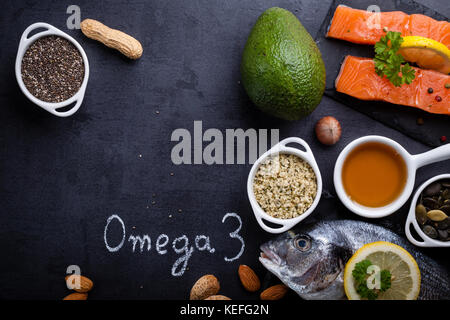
(241, 7, 326, 120)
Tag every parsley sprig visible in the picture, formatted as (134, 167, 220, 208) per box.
(374, 31, 416, 87)
(352, 259, 392, 300)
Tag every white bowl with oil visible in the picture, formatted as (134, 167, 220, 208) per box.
(334, 136, 450, 219)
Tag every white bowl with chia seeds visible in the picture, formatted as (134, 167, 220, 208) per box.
(15, 22, 89, 117)
(247, 137, 322, 234)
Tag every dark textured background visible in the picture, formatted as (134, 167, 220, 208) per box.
(0, 0, 448, 300)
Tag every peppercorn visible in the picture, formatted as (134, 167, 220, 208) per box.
(427, 88, 434, 94)
(441, 136, 447, 143)
(435, 96, 442, 102)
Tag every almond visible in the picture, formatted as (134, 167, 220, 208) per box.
(204, 295, 231, 300)
(65, 275, 94, 293)
(63, 292, 88, 300)
(238, 265, 260, 292)
(190, 274, 220, 300)
(260, 284, 288, 300)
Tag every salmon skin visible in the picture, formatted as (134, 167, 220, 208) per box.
(326, 5, 450, 49)
(335, 56, 449, 114)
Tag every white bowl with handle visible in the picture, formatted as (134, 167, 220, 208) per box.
(15, 22, 89, 117)
(334, 136, 450, 218)
(405, 174, 450, 247)
(247, 137, 322, 234)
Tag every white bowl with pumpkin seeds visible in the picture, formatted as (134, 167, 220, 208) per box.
(247, 137, 322, 234)
(405, 174, 450, 247)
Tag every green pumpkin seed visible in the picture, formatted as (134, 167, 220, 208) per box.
(423, 197, 439, 210)
(440, 204, 450, 215)
(441, 180, 450, 188)
(415, 204, 428, 225)
(442, 189, 450, 200)
(427, 209, 448, 222)
(436, 218, 450, 230)
(438, 229, 448, 241)
(423, 182, 442, 197)
(422, 225, 438, 239)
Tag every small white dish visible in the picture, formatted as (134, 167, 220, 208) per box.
(15, 22, 89, 117)
(334, 135, 450, 219)
(247, 137, 322, 234)
(405, 174, 450, 247)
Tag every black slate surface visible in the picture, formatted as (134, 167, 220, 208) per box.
(0, 0, 449, 300)
(316, 0, 450, 147)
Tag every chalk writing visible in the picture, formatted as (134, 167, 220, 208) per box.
(222, 213, 244, 262)
(104, 214, 126, 252)
(156, 234, 169, 254)
(195, 235, 215, 253)
(103, 213, 245, 276)
(172, 235, 194, 277)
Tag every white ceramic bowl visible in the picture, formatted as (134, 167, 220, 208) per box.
(405, 174, 450, 247)
(247, 137, 322, 234)
(15, 22, 89, 117)
(334, 135, 450, 218)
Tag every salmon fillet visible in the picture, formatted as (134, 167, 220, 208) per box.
(326, 5, 450, 49)
(335, 56, 450, 114)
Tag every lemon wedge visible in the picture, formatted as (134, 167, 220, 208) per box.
(344, 241, 421, 300)
(398, 36, 450, 74)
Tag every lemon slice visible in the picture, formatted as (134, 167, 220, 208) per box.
(344, 241, 421, 300)
(398, 36, 450, 74)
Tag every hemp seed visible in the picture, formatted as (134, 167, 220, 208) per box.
(253, 154, 317, 219)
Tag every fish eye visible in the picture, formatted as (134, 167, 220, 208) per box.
(293, 235, 311, 252)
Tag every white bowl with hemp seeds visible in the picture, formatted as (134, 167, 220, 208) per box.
(15, 22, 89, 117)
(247, 137, 322, 234)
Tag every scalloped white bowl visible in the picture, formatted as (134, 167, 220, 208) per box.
(15, 22, 89, 117)
(334, 136, 450, 219)
(405, 174, 450, 247)
(247, 137, 322, 234)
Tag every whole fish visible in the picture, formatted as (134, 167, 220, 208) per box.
(259, 220, 450, 300)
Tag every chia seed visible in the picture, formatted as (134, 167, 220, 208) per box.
(21, 35, 84, 103)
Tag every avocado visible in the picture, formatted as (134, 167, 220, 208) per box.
(241, 7, 326, 120)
